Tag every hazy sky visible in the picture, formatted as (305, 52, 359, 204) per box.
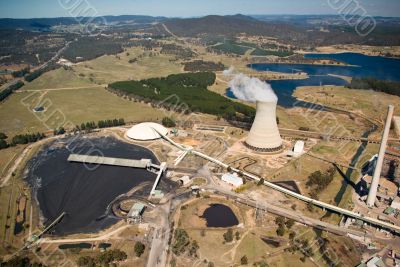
(0, 0, 399, 18)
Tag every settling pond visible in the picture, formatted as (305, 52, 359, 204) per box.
(201, 204, 239, 227)
(25, 136, 177, 235)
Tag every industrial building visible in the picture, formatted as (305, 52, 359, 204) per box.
(245, 101, 283, 153)
(127, 203, 145, 224)
(222, 173, 244, 188)
(356, 256, 385, 267)
(178, 175, 191, 186)
(391, 198, 400, 210)
(126, 122, 169, 141)
(287, 140, 304, 157)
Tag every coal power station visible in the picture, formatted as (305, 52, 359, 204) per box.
(245, 100, 283, 153)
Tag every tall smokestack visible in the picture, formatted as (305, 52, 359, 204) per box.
(245, 101, 283, 153)
(366, 105, 394, 207)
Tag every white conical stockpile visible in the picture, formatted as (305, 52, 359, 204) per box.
(245, 101, 283, 153)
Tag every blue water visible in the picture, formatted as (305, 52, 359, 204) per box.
(227, 53, 400, 107)
(226, 75, 348, 108)
(304, 53, 400, 81)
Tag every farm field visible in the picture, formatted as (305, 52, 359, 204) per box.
(20, 68, 93, 91)
(0, 87, 165, 136)
(72, 46, 184, 84)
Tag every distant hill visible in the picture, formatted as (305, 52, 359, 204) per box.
(1, 14, 399, 46)
(164, 14, 304, 39)
(0, 15, 166, 30)
(163, 14, 400, 46)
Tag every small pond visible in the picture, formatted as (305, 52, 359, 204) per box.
(59, 243, 92, 250)
(201, 204, 239, 228)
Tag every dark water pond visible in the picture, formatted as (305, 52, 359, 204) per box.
(201, 204, 239, 227)
(272, 180, 301, 194)
(14, 198, 26, 236)
(261, 236, 281, 247)
(59, 243, 92, 249)
(25, 136, 177, 235)
(98, 242, 112, 249)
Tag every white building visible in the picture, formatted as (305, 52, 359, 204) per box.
(222, 173, 243, 188)
(293, 140, 304, 156)
(366, 256, 384, 267)
(57, 58, 73, 67)
(127, 203, 145, 224)
(126, 122, 168, 141)
(178, 176, 191, 186)
(391, 198, 400, 210)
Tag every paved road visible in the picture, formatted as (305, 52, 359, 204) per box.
(40, 225, 131, 244)
(0, 145, 32, 187)
(35, 41, 72, 71)
(161, 23, 178, 38)
(146, 201, 171, 267)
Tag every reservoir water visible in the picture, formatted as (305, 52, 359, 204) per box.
(227, 53, 400, 107)
(25, 136, 176, 235)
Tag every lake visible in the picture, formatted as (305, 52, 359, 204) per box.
(25, 136, 177, 235)
(227, 53, 400, 107)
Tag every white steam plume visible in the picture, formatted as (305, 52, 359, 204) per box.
(226, 70, 278, 103)
(223, 66, 235, 76)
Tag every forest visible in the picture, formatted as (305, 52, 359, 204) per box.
(109, 72, 255, 122)
(183, 60, 225, 72)
(62, 36, 125, 62)
(0, 29, 74, 66)
(347, 77, 400, 97)
(0, 132, 46, 150)
(24, 62, 59, 82)
(0, 80, 24, 102)
(160, 43, 195, 59)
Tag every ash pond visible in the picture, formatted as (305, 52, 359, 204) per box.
(201, 204, 239, 227)
(25, 136, 177, 235)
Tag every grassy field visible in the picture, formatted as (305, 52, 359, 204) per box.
(0, 140, 46, 255)
(0, 87, 165, 136)
(293, 85, 400, 126)
(21, 68, 93, 90)
(0, 145, 26, 177)
(0, 42, 198, 137)
(212, 41, 250, 55)
(72, 47, 184, 84)
(176, 195, 359, 267)
(268, 139, 367, 223)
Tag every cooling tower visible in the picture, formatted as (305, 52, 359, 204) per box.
(245, 101, 283, 153)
